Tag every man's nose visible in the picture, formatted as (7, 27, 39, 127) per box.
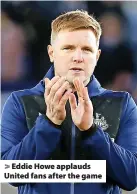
(72, 49, 84, 63)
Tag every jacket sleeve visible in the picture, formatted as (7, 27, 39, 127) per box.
(1, 92, 62, 160)
(82, 93, 137, 191)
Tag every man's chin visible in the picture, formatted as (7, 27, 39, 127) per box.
(66, 75, 85, 84)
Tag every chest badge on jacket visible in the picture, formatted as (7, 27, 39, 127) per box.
(94, 113, 109, 131)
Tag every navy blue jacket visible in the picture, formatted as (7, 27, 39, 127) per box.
(1, 66, 137, 194)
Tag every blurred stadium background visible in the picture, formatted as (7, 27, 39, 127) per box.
(1, 1, 137, 194)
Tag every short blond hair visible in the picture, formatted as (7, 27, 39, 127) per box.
(51, 10, 102, 45)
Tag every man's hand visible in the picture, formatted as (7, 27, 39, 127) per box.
(69, 78, 93, 131)
(44, 76, 72, 125)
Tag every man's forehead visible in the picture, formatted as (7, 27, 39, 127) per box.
(57, 29, 95, 37)
(54, 29, 97, 45)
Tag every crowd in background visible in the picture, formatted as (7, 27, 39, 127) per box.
(1, 1, 137, 104)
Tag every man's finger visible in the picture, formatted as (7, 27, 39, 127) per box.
(53, 81, 70, 104)
(58, 89, 72, 107)
(73, 78, 84, 99)
(77, 78, 84, 97)
(45, 78, 51, 87)
(73, 78, 81, 98)
(69, 93, 77, 111)
(48, 77, 66, 100)
(84, 87, 90, 101)
(45, 76, 60, 96)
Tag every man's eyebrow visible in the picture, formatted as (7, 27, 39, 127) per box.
(61, 44, 75, 48)
(61, 44, 94, 49)
(82, 45, 93, 50)
(81, 45, 95, 52)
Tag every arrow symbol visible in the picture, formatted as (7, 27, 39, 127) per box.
(5, 164, 10, 169)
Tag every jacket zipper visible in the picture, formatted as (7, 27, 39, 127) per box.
(70, 123, 76, 194)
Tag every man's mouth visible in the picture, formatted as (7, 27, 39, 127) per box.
(70, 67, 83, 72)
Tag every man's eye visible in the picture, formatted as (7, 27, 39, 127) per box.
(63, 47, 71, 50)
(84, 48, 92, 52)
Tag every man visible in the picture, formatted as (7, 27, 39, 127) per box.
(1, 10, 137, 194)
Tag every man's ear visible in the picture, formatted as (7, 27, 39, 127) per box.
(47, 45, 54, 63)
(96, 49, 101, 62)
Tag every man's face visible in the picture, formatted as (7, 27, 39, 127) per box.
(48, 29, 101, 86)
